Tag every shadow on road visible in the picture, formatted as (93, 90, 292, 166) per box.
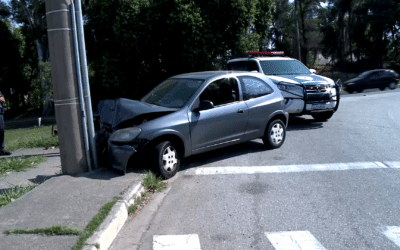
(287, 115, 324, 131)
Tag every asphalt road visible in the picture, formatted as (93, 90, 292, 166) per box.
(112, 88, 400, 250)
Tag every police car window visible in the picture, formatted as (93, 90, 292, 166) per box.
(248, 61, 259, 71)
(238, 76, 273, 100)
(227, 61, 248, 71)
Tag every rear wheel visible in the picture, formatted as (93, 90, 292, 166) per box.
(389, 82, 397, 90)
(312, 111, 334, 121)
(153, 141, 180, 179)
(262, 119, 286, 149)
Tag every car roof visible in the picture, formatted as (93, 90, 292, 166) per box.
(228, 57, 295, 63)
(171, 71, 246, 81)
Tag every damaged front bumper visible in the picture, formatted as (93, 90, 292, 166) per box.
(107, 141, 137, 174)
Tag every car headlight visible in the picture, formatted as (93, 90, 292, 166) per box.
(277, 81, 304, 97)
(109, 127, 142, 144)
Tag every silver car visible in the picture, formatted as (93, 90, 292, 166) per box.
(97, 71, 288, 178)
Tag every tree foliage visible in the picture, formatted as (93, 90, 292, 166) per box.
(84, 0, 274, 104)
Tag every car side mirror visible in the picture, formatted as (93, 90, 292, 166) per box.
(198, 100, 214, 111)
(309, 69, 316, 74)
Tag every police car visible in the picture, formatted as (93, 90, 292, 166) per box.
(227, 51, 342, 121)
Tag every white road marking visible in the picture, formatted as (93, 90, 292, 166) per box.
(381, 226, 400, 247)
(153, 234, 201, 250)
(385, 162, 400, 169)
(265, 231, 327, 250)
(185, 162, 389, 176)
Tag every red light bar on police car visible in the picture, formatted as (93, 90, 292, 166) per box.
(248, 51, 285, 56)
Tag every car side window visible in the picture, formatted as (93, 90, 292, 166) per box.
(200, 78, 240, 106)
(238, 76, 274, 101)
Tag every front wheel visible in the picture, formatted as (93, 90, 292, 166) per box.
(312, 111, 334, 121)
(153, 141, 180, 179)
(263, 119, 286, 149)
(389, 82, 397, 90)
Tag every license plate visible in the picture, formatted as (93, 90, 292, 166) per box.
(312, 104, 327, 110)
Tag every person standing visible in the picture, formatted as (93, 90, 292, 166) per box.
(0, 91, 11, 155)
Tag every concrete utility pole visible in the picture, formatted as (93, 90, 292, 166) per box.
(295, 0, 302, 62)
(45, 0, 88, 174)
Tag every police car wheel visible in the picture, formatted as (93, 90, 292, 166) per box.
(312, 111, 334, 121)
(153, 141, 180, 179)
(263, 119, 286, 149)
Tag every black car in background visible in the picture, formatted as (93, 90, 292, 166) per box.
(344, 69, 400, 93)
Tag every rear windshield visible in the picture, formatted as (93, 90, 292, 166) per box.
(259, 60, 310, 75)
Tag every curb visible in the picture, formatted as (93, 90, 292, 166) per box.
(83, 182, 145, 250)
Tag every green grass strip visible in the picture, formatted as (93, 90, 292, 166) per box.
(5, 125, 59, 151)
(72, 198, 119, 250)
(0, 156, 47, 176)
(0, 184, 37, 208)
(141, 171, 168, 193)
(4, 225, 82, 236)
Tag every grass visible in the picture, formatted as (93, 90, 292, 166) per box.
(4, 225, 82, 236)
(0, 156, 47, 177)
(128, 171, 168, 217)
(4, 125, 59, 152)
(141, 171, 168, 193)
(0, 184, 37, 208)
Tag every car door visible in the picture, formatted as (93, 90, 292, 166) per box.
(188, 77, 248, 153)
(367, 72, 379, 89)
(237, 75, 278, 140)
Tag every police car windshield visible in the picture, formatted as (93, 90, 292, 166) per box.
(260, 60, 311, 75)
(142, 78, 204, 108)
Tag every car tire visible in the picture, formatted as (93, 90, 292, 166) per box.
(389, 82, 397, 90)
(346, 89, 353, 94)
(380, 87, 386, 91)
(153, 141, 180, 179)
(262, 119, 286, 149)
(312, 111, 334, 121)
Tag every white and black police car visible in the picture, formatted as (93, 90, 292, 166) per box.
(227, 51, 342, 121)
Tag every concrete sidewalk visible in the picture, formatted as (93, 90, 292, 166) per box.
(0, 148, 143, 250)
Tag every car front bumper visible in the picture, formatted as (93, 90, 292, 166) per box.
(108, 141, 137, 174)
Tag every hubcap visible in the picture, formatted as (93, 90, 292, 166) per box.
(162, 146, 178, 172)
(389, 82, 396, 89)
(270, 123, 284, 144)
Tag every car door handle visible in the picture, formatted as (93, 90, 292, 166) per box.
(237, 109, 244, 113)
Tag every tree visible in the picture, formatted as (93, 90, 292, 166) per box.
(10, 0, 53, 115)
(84, 0, 273, 106)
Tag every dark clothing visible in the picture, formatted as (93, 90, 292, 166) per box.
(0, 91, 4, 149)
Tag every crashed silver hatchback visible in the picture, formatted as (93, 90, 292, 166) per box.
(97, 71, 288, 178)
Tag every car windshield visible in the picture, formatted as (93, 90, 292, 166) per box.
(259, 60, 311, 75)
(142, 78, 204, 108)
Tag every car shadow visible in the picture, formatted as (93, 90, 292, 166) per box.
(180, 140, 269, 170)
(286, 115, 324, 131)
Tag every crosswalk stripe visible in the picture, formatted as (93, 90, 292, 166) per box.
(381, 226, 400, 247)
(265, 231, 327, 250)
(153, 234, 201, 250)
(385, 162, 400, 168)
(185, 161, 390, 176)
